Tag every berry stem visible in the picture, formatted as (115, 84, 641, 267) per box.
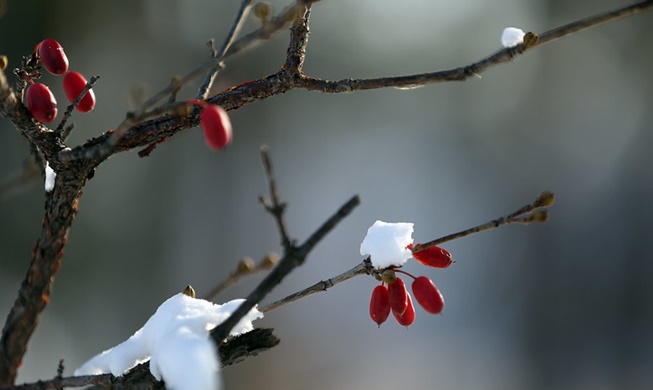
(394, 269, 418, 280)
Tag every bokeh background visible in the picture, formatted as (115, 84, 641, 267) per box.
(2, 0, 653, 389)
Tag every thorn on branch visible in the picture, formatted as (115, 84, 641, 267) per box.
(137, 140, 165, 158)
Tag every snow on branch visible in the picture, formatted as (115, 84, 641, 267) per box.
(74, 292, 262, 390)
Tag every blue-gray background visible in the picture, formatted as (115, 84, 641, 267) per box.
(1, 1, 652, 389)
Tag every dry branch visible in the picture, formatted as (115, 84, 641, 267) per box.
(0, 0, 651, 387)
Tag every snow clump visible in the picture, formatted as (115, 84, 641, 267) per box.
(501, 27, 525, 48)
(75, 293, 263, 390)
(360, 220, 414, 269)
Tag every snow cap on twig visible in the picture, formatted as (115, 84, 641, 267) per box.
(501, 27, 526, 48)
(360, 220, 414, 269)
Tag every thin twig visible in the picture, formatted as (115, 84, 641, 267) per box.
(54, 75, 100, 135)
(211, 194, 360, 343)
(259, 146, 292, 250)
(536, 0, 653, 46)
(203, 253, 279, 301)
(297, 0, 653, 93)
(223, 1, 311, 58)
(411, 191, 555, 253)
(197, 0, 256, 100)
(260, 260, 371, 313)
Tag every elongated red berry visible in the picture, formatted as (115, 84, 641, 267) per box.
(37, 38, 69, 75)
(62, 71, 96, 112)
(410, 243, 453, 268)
(200, 104, 232, 150)
(393, 293, 415, 327)
(370, 285, 390, 327)
(26, 83, 57, 123)
(412, 276, 444, 314)
(388, 277, 409, 316)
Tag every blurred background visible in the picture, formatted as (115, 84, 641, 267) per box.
(1, 0, 652, 389)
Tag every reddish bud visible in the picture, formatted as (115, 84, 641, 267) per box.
(26, 83, 57, 123)
(62, 71, 96, 112)
(200, 104, 233, 150)
(411, 244, 453, 268)
(412, 276, 444, 314)
(369, 285, 390, 327)
(388, 277, 409, 316)
(37, 38, 69, 75)
(393, 293, 415, 327)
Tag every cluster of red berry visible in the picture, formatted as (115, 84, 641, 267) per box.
(369, 244, 452, 327)
(24, 38, 96, 124)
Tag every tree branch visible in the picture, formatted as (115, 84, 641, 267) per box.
(0, 328, 280, 390)
(0, 0, 650, 387)
(259, 191, 554, 314)
(52, 0, 653, 165)
(260, 260, 372, 313)
(196, 0, 255, 100)
(297, 0, 653, 93)
(411, 191, 555, 253)
(210, 194, 360, 342)
(0, 170, 88, 386)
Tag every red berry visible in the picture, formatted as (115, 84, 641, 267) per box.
(37, 38, 69, 75)
(26, 83, 57, 123)
(388, 277, 409, 316)
(62, 71, 96, 112)
(412, 276, 444, 314)
(369, 285, 390, 327)
(393, 293, 415, 327)
(411, 244, 453, 268)
(200, 105, 232, 150)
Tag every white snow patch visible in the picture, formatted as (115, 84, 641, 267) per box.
(75, 293, 263, 390)
(501, 27, 525, 48)
(44, 162, 56, 192)
(360, 220, 414, 269)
